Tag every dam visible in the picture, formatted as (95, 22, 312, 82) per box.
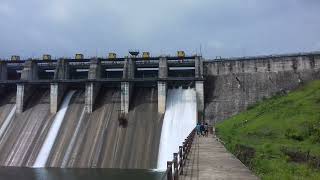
(0, 51, 320, 177)
(0, 52, 204, 169)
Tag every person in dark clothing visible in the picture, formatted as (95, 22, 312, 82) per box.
(200, 123, 205, 136)
(204, 123, 209, 137)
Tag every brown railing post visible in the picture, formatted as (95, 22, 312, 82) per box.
(173, 153, 179, 180)
(163, 128, 196, 180)
(182, 142, 187, 165)
(179, 146, 183, 175)
(167, 161, 173, 180)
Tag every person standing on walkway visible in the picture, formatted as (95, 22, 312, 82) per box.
(196, 123, 201, 136)
(204, 123, 209, 137)
(200, 123, 205, 136)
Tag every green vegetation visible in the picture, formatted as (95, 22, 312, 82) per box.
(216, 80, 320, 180)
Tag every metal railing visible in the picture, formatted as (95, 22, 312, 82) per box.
(163, 128, 196, 180)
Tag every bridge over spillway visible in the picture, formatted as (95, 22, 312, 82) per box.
(0, 55, 204, 119)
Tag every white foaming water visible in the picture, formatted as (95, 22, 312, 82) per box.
(0, 105, 16, 139)
(157, 88, 197, 170)
(33, 90, 76, 167)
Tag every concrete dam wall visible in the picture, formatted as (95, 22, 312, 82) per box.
(0, 87, 163, 168)
(204, 53, 320, 124)
(0, 55, 203, 169)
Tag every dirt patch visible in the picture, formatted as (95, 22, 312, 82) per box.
(281, 148, 320, 169)
(234, 144, 256, 168)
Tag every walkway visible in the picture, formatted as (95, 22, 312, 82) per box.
(181, 134, 259, 180)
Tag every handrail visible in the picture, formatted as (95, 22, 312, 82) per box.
(162, 128, 196, 180)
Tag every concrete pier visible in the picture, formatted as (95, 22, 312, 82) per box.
(123, 58, 135, 79)
(16, 60, 38, 113)
(195, 56, 203, 78)
(158, 57, 168, 114)
(85, 58, 101, 113)
(121, 58, 135, 114)
(20, 60, 38, 80)
(195, 56, 204, 120)
(50, 83, 65, 113)
(50, 59, 69, 113)
(196, 81, 204, 120)
(121, 82, 130, 114)
(16, 84, 26, 113)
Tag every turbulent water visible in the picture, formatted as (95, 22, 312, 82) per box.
(157, 88, 197, 170)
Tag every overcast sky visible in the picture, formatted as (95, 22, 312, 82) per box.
(0, 0, 319, 59)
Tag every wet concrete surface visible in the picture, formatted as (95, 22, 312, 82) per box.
(0, 88, 54, 166)
(0, 87, 163, 169)
(47, 87, 163, 169)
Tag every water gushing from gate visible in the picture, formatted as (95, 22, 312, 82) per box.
(33, 91, 76, 167)
(157, 88, 197, 170)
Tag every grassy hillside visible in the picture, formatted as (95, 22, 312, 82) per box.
(216, 80, 320, 180)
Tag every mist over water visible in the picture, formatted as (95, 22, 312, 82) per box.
(157, 88, 197, 169)
(33, 91, 76, 167)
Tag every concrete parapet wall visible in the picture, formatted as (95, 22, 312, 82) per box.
(205, 55, 320, 75)
(204, 54, 320, 124)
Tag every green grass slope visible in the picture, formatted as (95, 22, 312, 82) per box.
(216, 80, 320, 180)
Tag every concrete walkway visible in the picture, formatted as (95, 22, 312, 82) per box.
(181, 134, 259, 180)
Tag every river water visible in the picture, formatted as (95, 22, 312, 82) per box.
(0, 168, 165, 180)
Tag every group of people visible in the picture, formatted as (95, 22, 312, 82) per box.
(196, 122, 209, 137)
